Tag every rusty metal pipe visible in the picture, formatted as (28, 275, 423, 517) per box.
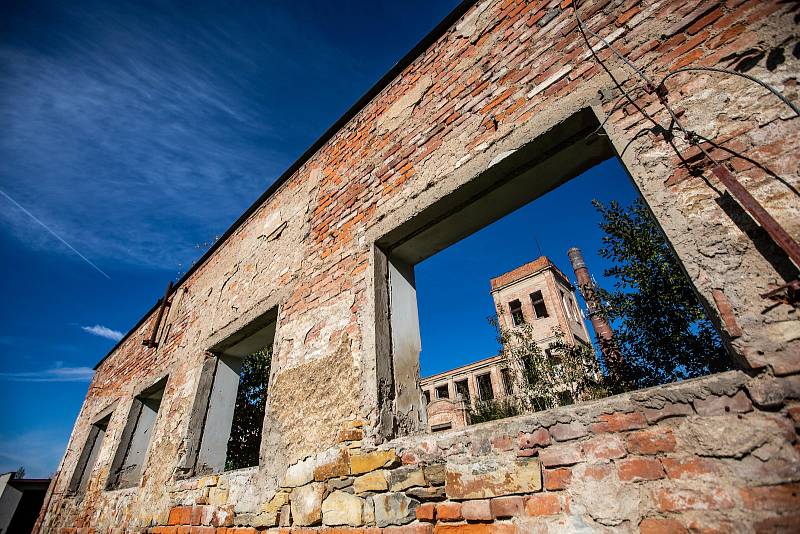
(143, 281, 173, 348)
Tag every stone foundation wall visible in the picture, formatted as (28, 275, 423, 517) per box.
(38, 0, 799, 532)
(59, 371, 800, 533)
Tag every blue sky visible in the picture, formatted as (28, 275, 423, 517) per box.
(0, 0, 643, 478)
(0, 0, 462, 477)
(417, 158, 640, 376)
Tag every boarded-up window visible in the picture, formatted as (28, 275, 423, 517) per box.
(106, 377, 166, 490)
(68, 413, 111, 495)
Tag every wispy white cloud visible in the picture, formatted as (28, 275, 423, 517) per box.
(0, 2, 300, 271)
(0, 364, 95, 383)
(80, 324, 124, 341)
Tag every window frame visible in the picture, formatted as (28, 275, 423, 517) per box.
(183, 307, 278, 477)
(106, 376, 168, 491)
(67, 404, 115, 496)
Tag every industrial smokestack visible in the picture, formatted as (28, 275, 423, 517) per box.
(567, 247, 623, 373)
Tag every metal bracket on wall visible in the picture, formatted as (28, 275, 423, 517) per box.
(142, 281, 174, 348)
(710, 165, 800, 304)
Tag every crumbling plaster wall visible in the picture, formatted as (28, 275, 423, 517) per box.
(39, 0, 798, 532)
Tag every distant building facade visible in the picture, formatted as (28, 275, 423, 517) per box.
(420, 256, 595, 431)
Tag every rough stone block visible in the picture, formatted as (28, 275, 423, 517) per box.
(387, 466, 426, 492)
(282, 457, 315, 488)
(314, 448, 351, 481)
(445, 457, 541, 499)
(353, 470, 388, 494)
(321, 490, 363, 526)
(351, 449, 398, 475)
(422, 463, 446, 486)
(406, 486, 446, 501)
(290, 482, 326, 526)
(372, 492, 417, 527)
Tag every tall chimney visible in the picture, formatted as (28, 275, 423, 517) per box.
(567, 247, 623, 372)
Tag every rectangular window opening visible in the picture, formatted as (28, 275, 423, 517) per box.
(191, 308, 276, 475)
(455, 379, 470, 403)
(509, 299, 525, 325)
(501, 368, 514, 396)
(106, 377, 167, 490)
(435, 384, 449, 399)
(531, 291, 549, 319)
(69, 413, 111, 495)
(476, 373, 494, 401)
(376, 108, 734, 436)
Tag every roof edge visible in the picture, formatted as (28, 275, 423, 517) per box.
(94, 0, 479, 371)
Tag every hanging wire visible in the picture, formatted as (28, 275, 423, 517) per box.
(661, 66, 800, 117)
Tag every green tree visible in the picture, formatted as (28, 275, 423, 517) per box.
(225, 346, 272, 471)
(593, 199, 731, 389)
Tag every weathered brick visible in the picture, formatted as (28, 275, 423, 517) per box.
(591, 412, 648, 433)
(435, 501, 462, 522)
(618, 457, 664, 482)
(490, 496, 524, 518)
(740, 483, 800, 511)
(461, 499, 492, 521)
(518, 428, 550, 449)
(582, 434, 626, 460)
(539, 443, 582, 467)
(654, 487, 735, 512)
(639, 518, 687, 534)
(548, 421, 588, 442)
(661, 456, 718, 479)
(543, 468, 572, 490)
(693, 391, 753, 416)
(626, 428, 676, 455)
(415, 502, 436, 522)
(524, 493, 560, 516)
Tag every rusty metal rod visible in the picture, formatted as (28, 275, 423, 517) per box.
(144, 281, 173, 348)
(712, 165, 800, 269)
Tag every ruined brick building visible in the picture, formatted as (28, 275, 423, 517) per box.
(37, 0, 799, 532)
(421, 256, 596, 432)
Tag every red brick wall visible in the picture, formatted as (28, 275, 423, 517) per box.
(39, 0, 799, 532)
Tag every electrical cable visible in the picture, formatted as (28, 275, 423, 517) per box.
(661, 66, 800, 117)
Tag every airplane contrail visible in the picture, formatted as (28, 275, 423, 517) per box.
(0, 189, 112, 280)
